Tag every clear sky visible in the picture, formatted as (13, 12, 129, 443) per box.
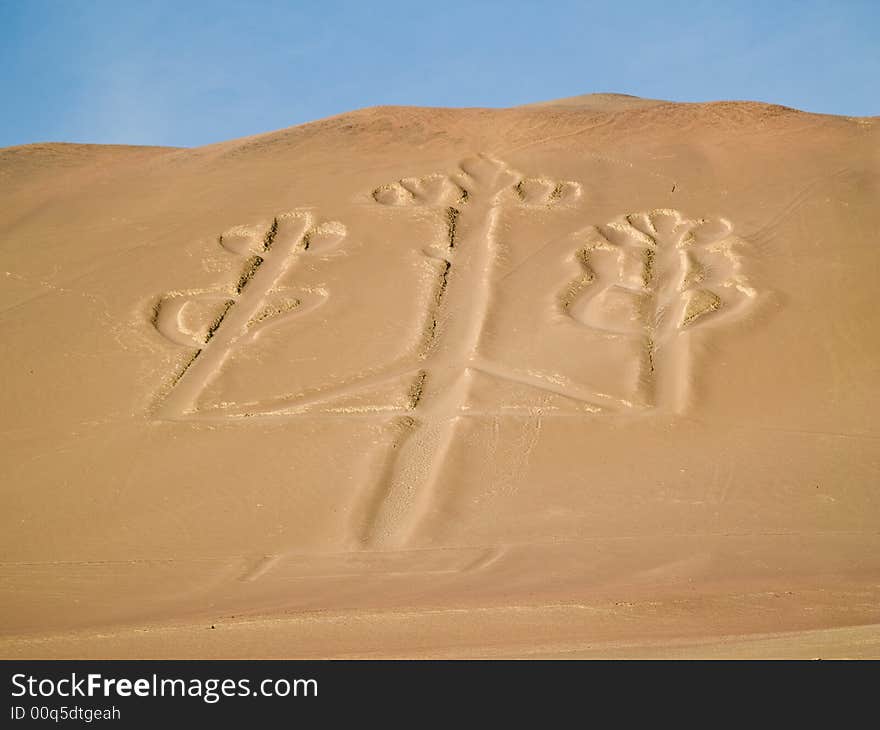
(1, 0, 878, 148)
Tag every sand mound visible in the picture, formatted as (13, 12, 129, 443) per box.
(1, 95, 878, 658)
(519, 91, 668, 112)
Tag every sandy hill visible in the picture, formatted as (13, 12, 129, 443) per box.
(519, 91, 668, 111)
(1, 95, 879, 658)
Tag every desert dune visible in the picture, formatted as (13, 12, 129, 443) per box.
(1, 94, 878, 658)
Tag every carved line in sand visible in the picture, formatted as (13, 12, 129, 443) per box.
(560, 208, 756, 411)
(349, 155, 594, 549)
(151, 212, 347, 419)
(149, 158, 756, 551)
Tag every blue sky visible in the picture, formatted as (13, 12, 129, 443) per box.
(1, 0, 878, 148)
